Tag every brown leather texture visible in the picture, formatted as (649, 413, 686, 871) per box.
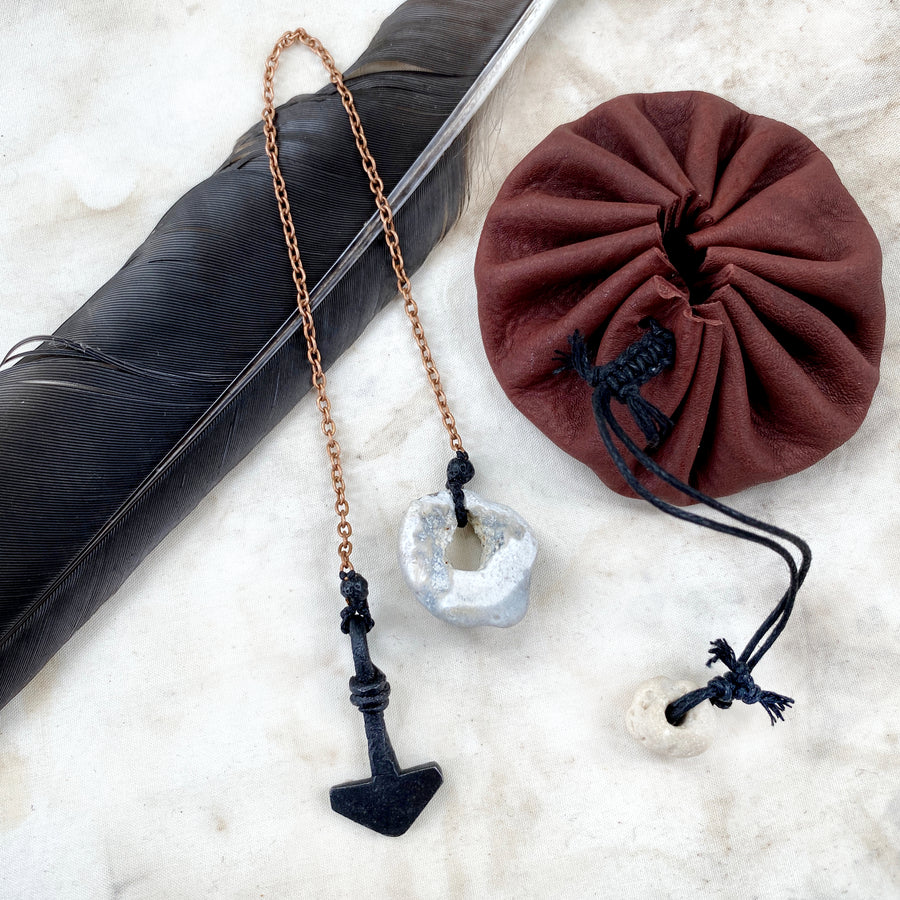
(475, 91, 885, 503)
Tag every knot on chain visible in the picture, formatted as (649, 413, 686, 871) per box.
(349, 666, 390, 714)
(446, 450, 475, 528)
(703, 639, 794, 725)
(339, 570, 374, 634)
(555, 321, 676, 449)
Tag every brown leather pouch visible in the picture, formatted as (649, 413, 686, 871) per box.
(475, 91, 885, 502)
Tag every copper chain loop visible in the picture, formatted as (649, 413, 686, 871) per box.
(262, 29, 465, 572)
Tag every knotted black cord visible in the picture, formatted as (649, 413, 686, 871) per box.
(339, 569, 375, 634)
(446, 450, 475, 528)
(557, 323, 811, 726)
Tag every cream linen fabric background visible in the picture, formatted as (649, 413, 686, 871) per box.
(0, 1, 898, 897)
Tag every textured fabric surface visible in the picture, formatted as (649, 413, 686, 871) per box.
(476, 91, 885, 502)
(0, 1, 898, 898)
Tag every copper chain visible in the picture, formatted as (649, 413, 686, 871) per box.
(262, 29, 464, 572)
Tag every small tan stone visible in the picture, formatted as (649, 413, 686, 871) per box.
(625, 676, 715, 758)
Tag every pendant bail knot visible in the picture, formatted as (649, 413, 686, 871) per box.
(446, 450, 475, 528)
(340, 570, 374, 634)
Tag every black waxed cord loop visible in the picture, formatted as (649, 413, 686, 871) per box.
(339, 570, 374, 634)
(446, 450, 475, 528)
(596, 394, 810, 671)
(557, 321, 810, 727)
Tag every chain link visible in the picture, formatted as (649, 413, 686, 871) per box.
(262, 29, 465, 571)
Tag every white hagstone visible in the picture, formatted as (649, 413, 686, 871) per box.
(625, 676, 716, 758)
(398, 489, 537, 628)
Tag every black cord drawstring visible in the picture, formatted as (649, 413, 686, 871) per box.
(556, 323, 810, 725)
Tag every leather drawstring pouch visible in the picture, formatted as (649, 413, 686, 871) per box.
(474, 90, 885, 745)
(475, 90, 884, 504)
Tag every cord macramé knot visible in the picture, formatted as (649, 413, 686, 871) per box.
(339, 570, 374, 634)
(555, 321, 676, 450)
(446, 450, 475, 528)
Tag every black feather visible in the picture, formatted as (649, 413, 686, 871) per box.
(0, 0, 545, 708)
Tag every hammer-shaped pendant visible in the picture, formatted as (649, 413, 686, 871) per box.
(330, 613, 442, 836)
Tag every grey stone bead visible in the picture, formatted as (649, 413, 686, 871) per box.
(398, 490, 537, 628)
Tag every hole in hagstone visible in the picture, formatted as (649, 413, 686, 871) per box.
(444, 521, 484, 572)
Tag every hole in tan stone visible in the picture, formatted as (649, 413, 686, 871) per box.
(444, 521, 484, 572)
